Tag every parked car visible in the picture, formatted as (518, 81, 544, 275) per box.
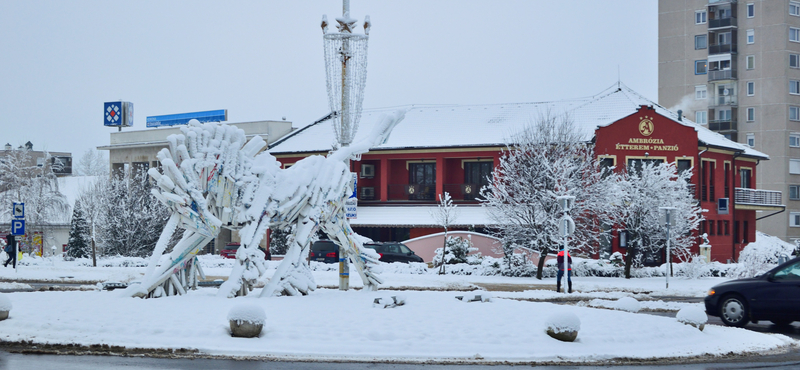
(705, 256, 800, 327)
(220, 242, 271, 260)
(363, 242, 423, 263)
(309, 240, 339, 263)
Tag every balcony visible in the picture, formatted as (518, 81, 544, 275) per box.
(709, 17, 737, 29)
(734, 188, 785, 211)
(708, 69, 737, 82)
(709, 43, 737, 55)
(443, 183, 487, 202)
(709, 118, 737, 132)
(387, 184, 436, 202)
(708, 95, 738, 107)
(708, 0, 737, 4)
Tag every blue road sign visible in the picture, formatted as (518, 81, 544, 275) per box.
(11, 219, 24, 236)
(12, 202, 24, 219)
(146, 109, 227, 128)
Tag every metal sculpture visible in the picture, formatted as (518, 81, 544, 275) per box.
(124, 111, 404, 299)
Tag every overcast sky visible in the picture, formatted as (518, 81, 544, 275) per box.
(0, 1, 657, 160)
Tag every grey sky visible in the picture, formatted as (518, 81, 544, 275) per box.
(0, 1, 657, 159)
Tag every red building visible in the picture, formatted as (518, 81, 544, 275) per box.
(269, 84, 783, 262)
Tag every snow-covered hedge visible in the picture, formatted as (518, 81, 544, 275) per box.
(728, 232, 797, 278)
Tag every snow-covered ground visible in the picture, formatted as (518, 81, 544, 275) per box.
(0, 255, 797, 364)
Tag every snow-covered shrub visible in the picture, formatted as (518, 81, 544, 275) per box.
(677, 255, 711, 279)
(614, 297, 640, 312)
(227, 303, 266, 326)
(433, 236, 479, 266)
(676, 306, 707, 330)
(609, 252, 625, 267)
(729, 232, 796, 278)
(0, 294, 12, 311)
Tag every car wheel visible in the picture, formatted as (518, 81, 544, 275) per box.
(719, 295, 749, 327)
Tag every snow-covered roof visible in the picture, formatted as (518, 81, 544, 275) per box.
(270, 83, 767, 160)
(349, 206, 492, 228)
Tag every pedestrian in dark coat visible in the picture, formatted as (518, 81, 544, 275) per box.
(3, 234, 16, 268)
(556, 248, 572, 293)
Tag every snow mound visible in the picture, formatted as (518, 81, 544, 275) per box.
(730, 232, 797, 278)
(614, 297, 640, 312)
(461, 291, 492, 302)
(227, 303, 266, 325)
(676, 306, 707, 326)
(0, 294, 11, 311)
(544, 312, 581, 333)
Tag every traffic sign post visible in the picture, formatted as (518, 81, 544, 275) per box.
(12, 202, 24, 219)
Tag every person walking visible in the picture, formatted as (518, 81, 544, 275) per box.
(3, 234, 16, 268)
(556, 247, 572, 293)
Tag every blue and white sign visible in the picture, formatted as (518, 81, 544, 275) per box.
(346, 173, 357, 219)
(146, 109, 228, 128)
(12, 202, 24, 219)
(104, 101, 134, 127)
(11, 219, 25, 236)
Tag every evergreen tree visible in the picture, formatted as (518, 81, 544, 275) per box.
(66, 199, 91, 258)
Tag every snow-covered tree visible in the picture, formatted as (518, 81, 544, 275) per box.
(269, 225, 293, 255)
(66, 199, 91, 258)
(617, 161, 702, 278)
(75, 149, 109, 176)
(430, 192, 459, 274)
(433, 236, 478, 265)
(100, 170, 171, 258)
(480, 114, 623, 279)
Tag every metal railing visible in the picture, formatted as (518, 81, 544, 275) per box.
(708, 69, 737, 81)
(709, 118, 737, 131)
(443, 183, 487, 202)
(709, 17, 737, 29)
(709, 43, 737, 54)
(709, 95, 738, 107)
(387, 184, 436, 202)
(735, 188, 783, 206)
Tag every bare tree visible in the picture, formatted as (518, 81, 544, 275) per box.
(76, 149, 109, 176)
(480, 113, 623, 279)
(430, 192, 459, 274)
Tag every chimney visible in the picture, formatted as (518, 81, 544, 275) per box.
(24, 141, 33, 150)
(4, 143, 10, 151)
(677, 110, 683, 122)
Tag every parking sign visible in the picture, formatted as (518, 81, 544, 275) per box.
(12, 202, 24, 218)
(11, 219, 25, 236)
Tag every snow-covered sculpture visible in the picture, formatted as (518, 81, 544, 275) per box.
(124, 111, 404, 299)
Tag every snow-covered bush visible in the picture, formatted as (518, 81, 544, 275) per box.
(677, 255, 711, 279)
(676, 306, 707, 330)
(227, 303, 266, 326)
(0, 294, 12, 311)
(609, 252, 624, 267)
(433, 236, 480, 266)
(614, 297, 640, 312)
(729, 232, 796, 278)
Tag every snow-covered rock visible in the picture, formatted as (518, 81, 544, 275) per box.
(0, 294, 11, 320)
(544, 312, 580, 342)
(676, 306, 707, 331)
(227, 303, 266, 338)
(614, 297, 640, 312)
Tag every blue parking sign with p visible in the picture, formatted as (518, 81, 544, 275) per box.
(11, 219, 25, 236)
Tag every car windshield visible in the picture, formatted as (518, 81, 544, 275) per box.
(773, 260, 800, 281)
(312, 241, 337, 252)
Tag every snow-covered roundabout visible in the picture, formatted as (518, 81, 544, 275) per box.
(0, 261, 797, 364)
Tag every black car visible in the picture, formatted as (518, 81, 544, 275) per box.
(309, 240, 339, 263)
(705, 256, 800, 327)
(363, 242, 423, 263)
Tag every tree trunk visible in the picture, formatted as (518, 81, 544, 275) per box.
(624, 246, 636, 279)
(536, 247, 549, 280)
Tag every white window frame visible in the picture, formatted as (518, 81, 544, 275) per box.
(746, 55, 755, 70)
(696, 10, 707, 24)
(747, 29, 755, 44)
(747, 3, 755, 18)
(746, 133, 755, 147)
(747, 81, 755, 96)
(695, 85, 707, 100)
(792, 54, 800, 68)
(696, 110, 707, 125)
(695, 34, 707, 50)
(791, 106, 800, 121)
(792, 1, 800, 16)
(791, 133, 800, 147)
(792, 27, 800, 42)
(791, 212, 800, 227)
(747, 107, 755, 122)
(791, 159, 800, 174)
(790, 185, 800, 200)
(792, 80, 800, 95)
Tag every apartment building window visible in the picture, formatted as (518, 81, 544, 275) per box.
(792, 80, 800, 95)
(791, 133, 800, 147)
(724, 220, 730, 235)
(791, 159, 800, 175)
(696, 111, 707, 124)
(741, 168, 752, 189)
(696, 10, 707, 24)
(747, 3, 755, 17)
(791, 212, 800, 227)
(791, 185, 800, 200)
(793, 54, 800, 68)
(746, 55, 755, 70)
(792, 106, 800, 121)
(695, 85, 707, 99)
(718, 109, 732, 121)
(709, 219, 715, 236)
(792, 27, 800, 42)
(747, 29, 754, 44)
(695, 60, 707, 75)
(747, 81, 755, 96)
(792, 1, 800, 16)
(746, 133, 755, 147)
(747, 108, 756, 122)
(694, 35, 707, 50)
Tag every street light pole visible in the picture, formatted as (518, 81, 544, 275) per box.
(659, 207, 677, 289)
